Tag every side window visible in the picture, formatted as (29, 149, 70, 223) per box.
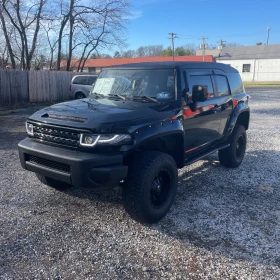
(215, 75, 229, 96)
(189, 75, 214, 98)
(88, 76, 97, 85)
(227, 73, 244, 94)
(73, 76, 88, 85)
(242, 64, 251, 72)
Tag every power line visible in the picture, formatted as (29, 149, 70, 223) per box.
(168, 32, 178, 61)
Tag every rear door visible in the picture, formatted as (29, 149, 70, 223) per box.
(183, 70, 222, 153)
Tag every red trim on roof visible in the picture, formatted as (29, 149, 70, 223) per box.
(61, 55, 215, 69)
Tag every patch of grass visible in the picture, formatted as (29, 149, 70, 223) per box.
(243, 81, 280, 88)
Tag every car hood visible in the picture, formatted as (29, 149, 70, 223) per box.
(28, 98, 172, 132)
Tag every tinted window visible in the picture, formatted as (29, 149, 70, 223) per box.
(73, 76, 88, 85)
(88, 76, 97, 85)
(215, 75, 229, 96)
(227, 73, 244, 94)
(189, 75, 214, 97)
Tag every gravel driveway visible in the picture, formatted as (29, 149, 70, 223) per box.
(1, 88, 280, 279)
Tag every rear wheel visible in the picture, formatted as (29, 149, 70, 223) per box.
(122, 151, 178, 224)
(36, 174, 72, 191)
(219, 125, 247, 168)
(75, 92, 86, 99)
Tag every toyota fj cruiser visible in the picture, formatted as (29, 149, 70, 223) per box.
(18, 62, 250, 223)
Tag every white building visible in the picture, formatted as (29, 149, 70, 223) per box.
(216, 45, 280, 82)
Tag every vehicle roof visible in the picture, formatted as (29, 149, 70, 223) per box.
(105, 62, 238, 73)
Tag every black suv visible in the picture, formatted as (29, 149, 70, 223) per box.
(18, 62, 250, 223)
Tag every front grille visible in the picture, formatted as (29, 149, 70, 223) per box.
(32, 124, 81, 147)
(26, 154, 70, 173)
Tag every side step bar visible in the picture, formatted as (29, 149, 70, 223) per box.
(185, 143, 230, 165)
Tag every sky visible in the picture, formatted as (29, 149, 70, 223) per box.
(123, 0, 280, 51)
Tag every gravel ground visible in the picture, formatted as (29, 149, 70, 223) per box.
(0, 88, 280, 279)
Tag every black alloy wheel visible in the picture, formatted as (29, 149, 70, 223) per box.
(150, 169, 171, 208)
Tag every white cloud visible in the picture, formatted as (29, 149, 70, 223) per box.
(126, 10, 143, 20)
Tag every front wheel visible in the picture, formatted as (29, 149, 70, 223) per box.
(219, 125, 247, 168)
(122, 151, 178, 224)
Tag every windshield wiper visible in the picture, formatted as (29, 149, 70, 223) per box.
(91, 92, 105, 98)
(108, 94, 126, 100)
(132, 95, 158, 103)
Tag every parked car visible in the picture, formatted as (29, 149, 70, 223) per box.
(69, 74, 98, 99)
(18, 62, 250, 224)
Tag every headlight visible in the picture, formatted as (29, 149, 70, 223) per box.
(26, 122, 34, 136)
(80, 134, 131, 147)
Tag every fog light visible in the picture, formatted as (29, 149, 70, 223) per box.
(26, 123, 34, 136)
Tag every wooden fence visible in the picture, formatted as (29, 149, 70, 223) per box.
(0, 69, 77, 106)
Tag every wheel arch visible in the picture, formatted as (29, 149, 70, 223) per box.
(236, 110, 250, 130)
(133, 132, 185, 168)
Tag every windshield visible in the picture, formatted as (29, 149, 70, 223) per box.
(90, 69, 175, 98)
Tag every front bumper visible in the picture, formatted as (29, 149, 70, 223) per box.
(18, 138, 128, 189)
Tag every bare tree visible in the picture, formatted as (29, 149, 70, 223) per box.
(55, 0, 130, 71)
(0, 5, 16, 68)
(0, 0, 131, 71)
(40, 20, 59, 69)
(1, 0, 46, 69)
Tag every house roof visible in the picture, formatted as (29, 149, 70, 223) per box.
(61, 55, 215, 69)
(218, 44, 280, 60)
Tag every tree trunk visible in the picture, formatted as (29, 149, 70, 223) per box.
(0, 8, 16, 69)
(28, 0, 44, 67)
(57, 15, 69, 71)
(66, 0, 75, 71)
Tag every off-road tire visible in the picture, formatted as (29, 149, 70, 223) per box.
(122, 151, 178, 224)
(36, 174, 72, 190)
(219, 125, 247, 168)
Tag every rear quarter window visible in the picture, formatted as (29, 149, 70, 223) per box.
(227, 73, 244, 94)
(215, 75, 229, 96)
(88, 76, 97, 85)
(73, 76, 89, 85)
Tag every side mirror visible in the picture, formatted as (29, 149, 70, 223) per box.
(192, 85, 208, 102)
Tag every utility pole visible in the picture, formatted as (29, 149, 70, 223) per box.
(267, 27, 271, 45)
(217, 39, 227, 48)
(199, 36, 208, 62)
(168, 32, 178, 61)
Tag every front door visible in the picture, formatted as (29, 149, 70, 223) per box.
(183, 70, 222, 153)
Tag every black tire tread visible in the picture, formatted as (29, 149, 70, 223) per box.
(219, 124, 246, 168)
(123, 151, 178, 223)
